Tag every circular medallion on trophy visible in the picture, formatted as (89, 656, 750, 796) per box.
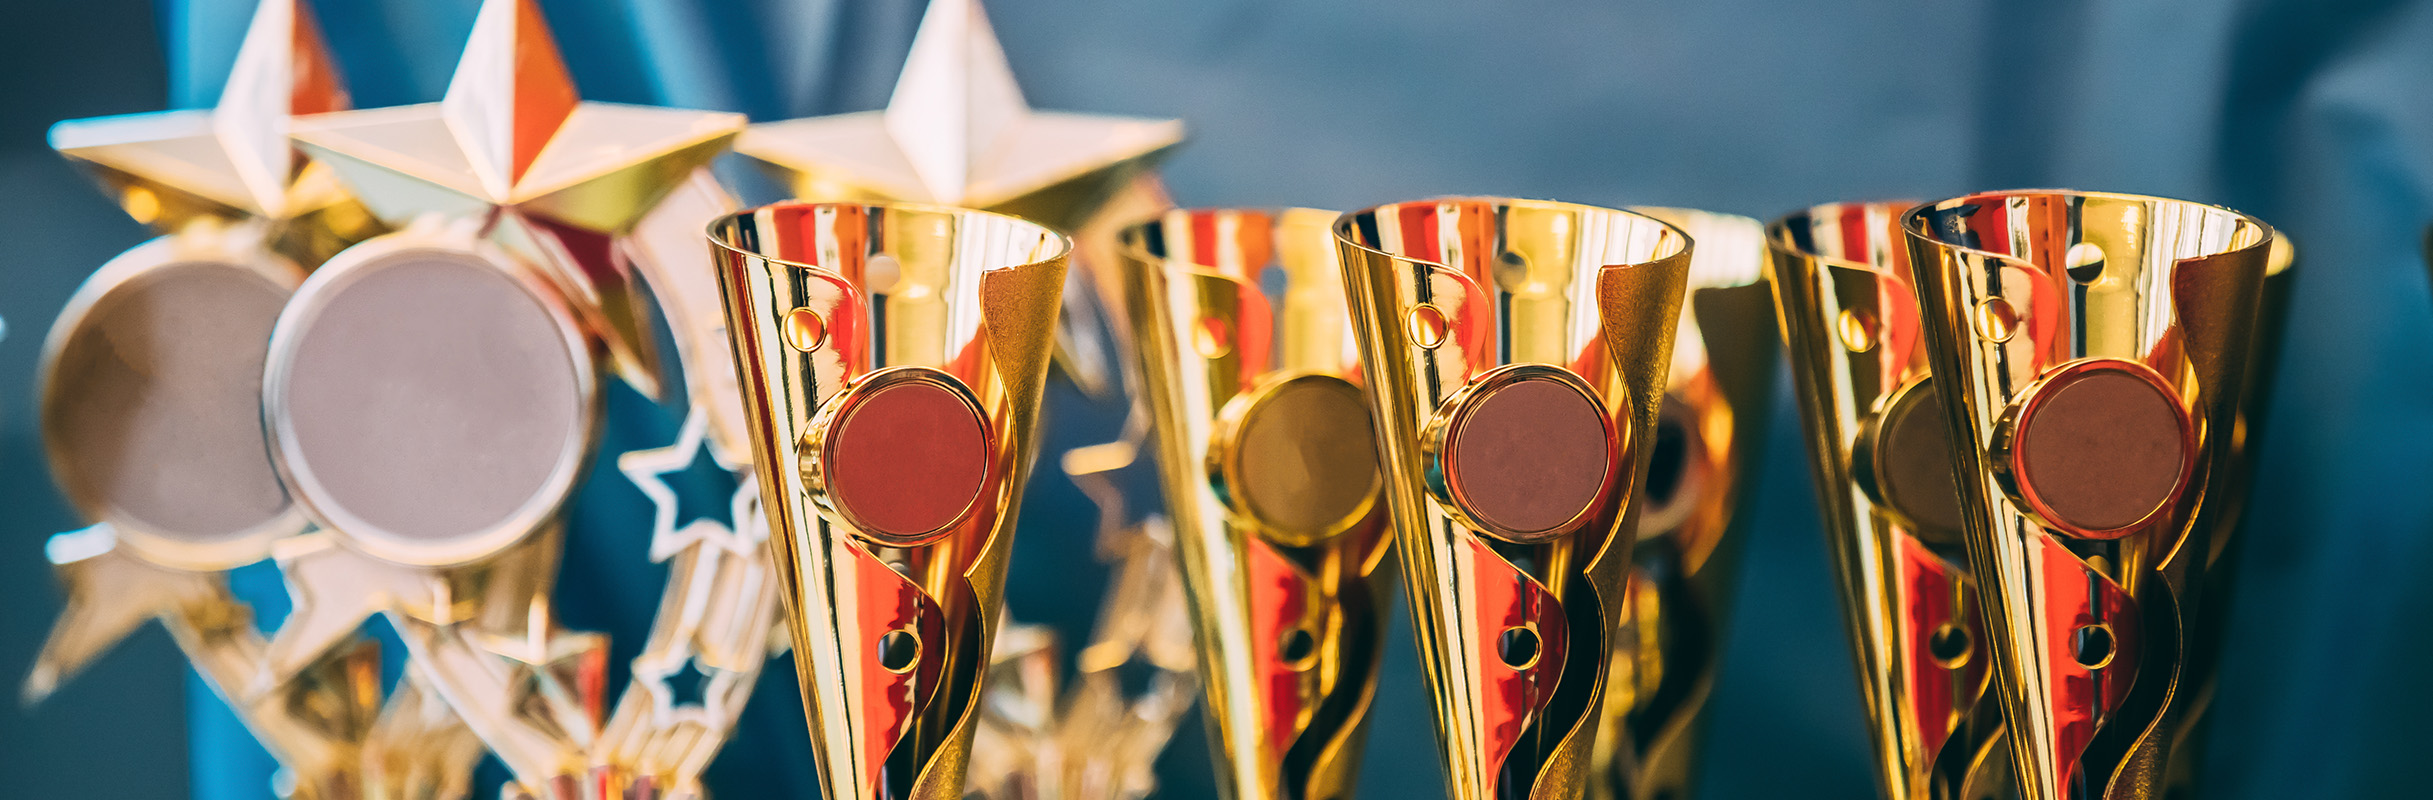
(1214, 373, 1382, 548)
(264, 242, 594, 566)
(2003, 359, 2192, 538)
(42, 245, 303, 569)
(1867, 378, 1969, 541)
(1428, 364, 1620, 544)
(802, 366, 992, 548)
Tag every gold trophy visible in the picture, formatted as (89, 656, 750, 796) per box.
(1107, 208, 1394, 799)
(710, 202, 1068, 800)
(1767, 201, 2008, 799)
(249, 0, 780, 796)
(1590, 208, 1778, 800)
(1901, 190, 2279, 799)
(1334, 198, 1692, 800)
(24, 2, 393, 796)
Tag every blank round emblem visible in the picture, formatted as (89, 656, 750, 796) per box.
(1438, 367, 1615, 542)
(272, 249, 587, 562)
(1222, 375, 1382, 547)
(2010, 362, 2190, 536)
(820, 369, 991, 546)
(47, 260, 293, 548)
(1873, 379, 1967, 539)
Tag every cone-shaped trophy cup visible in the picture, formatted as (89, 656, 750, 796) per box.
(1334, 198, 1691, 800)
(1112, 208, 1394, 799)
(1769, 201, 2009, 799)
(1589, 208, 1778, 800)
(1902, 191, 2278, 800)
(712, 202, 1068, 800)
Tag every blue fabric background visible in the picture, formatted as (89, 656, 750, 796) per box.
(1, 0, 2428, 798)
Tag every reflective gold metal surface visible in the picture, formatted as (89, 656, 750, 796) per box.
(1112, 208, 1393, 799)
(1334, 198, 1691, 800)
(1590, 208, 1777, 800)
(1902, 191, 2278, 800)
(711, 202, 1068, 800)
(1769, 201, 2005, 800)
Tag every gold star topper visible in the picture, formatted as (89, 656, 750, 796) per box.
(291, 0, 746, 398)
(736, 0, 1183, 232)
(48, 0, 378, 264)
(737, 0, 1184, 396)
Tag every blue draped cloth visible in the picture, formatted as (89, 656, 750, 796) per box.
(25, 0, 2433, 797)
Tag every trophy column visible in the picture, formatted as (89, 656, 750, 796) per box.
(1333, 198, 1691, 800)
(1901, 191, 2280, 800)
(711, 202, 1068, 800)
(1111, 208, 1394, 800)
(1768, 201, 2008, 800)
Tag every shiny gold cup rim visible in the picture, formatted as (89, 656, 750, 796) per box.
(1116, 206, 1341, 270)
(1900, 189, 2276, 267)
(1332, 196, 1692, 267)
(705, 200, 1072, 277)
(262, 228, 601, 568)
(1768, 199, 1925, 275)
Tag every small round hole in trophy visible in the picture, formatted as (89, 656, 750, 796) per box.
(1498, 625, 1541, 670)
(2073, 624, 2116, 670)
(1277, 626, 1319, 671)
(1407, 304, 1450, 349)
(1971, 297, 2020, 343)
(1928, 622, 1973, 669)
(1837, 307, 1879, 353)
(863, 253, 903, 294)
(2012, 364, 2189, 536)
(1194, 316, 1234, 359)
(877, 627, 921, 674)
(783, 308, 827, 353)
(1492, 250, 1531, 293)
(2066, 243, 2107, 285)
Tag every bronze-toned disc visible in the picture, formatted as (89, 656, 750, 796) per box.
(1875, 379, 1967, 538)
(825, 370, 991, 546)
(1442, 369, 1613, 541)
(1225, 375, 1381, 547)
(2013, 364, 2189, 535)
(47, 260, 292, 545)
(275, 250, 586, 558)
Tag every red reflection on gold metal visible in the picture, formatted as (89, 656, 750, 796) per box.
(848, 546, 945, 792)
(1895, 536, 1987, 770)
(1463, 536, 1569, 788)
(2034, 538, 2139, 791)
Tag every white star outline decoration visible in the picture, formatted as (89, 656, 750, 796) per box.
(617, 405, 764, 563)
(614, 404, 772, 729)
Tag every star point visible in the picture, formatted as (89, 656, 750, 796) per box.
(49, 0, 357, 236)
(287, 0, 746, 400)
(734, 0, 1182, 231)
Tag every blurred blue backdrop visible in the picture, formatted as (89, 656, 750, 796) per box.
(2, 0, 2429, 798)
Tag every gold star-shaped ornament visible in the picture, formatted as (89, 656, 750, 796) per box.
(290, 0, 745, 398)
(737, 0, 1181, 229)
(736, 0, 1184, 394)
(48, 0, 378, 265)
